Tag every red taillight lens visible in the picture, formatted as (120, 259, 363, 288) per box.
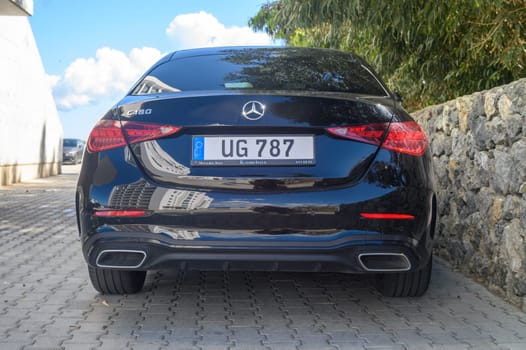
(327, 121, 427, 156)
(87, 120, 126, 152)
(327, 123, 388, 146)
(87, 120, 181, 152)
(93, 210, 148, 217)
(360, 213, 415, 220)
(382, 121, 427, 156)
(122, 122, 181, 145)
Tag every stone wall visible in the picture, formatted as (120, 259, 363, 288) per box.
(412, 78, 526, 309)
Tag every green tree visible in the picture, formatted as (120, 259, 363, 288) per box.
(249, 0, 526, 110)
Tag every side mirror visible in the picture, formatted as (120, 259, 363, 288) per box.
(393, 92, 403, 103)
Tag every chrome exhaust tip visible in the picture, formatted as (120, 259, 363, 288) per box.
(358, 253, 411, 272)
(95, 250, 147, 269)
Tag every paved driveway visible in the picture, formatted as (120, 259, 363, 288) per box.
(1, 166, 525, 350)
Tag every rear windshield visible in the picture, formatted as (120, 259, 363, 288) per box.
(131, 48, 388, 96)
(63, 139, 77, 147)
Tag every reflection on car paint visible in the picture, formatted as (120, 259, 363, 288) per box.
(150, 226, 200, 240)
(139, 140, 190, 176)
(109, 180, 212, 210)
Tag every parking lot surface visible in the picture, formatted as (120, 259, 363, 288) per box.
(1, 165, 525, 350)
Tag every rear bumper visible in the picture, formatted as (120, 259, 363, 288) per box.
(77, 146, 437, 274)
(63, 154, 77, 162)
(82, 230, 432, 273)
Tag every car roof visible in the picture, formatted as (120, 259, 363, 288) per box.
(64, 138, 84, 142)
(167, 46, 361, 61)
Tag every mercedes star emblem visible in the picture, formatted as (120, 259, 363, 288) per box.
(242, 101, 265, 120)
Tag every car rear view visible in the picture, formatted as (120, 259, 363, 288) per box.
(76, 47, 436, 296)
(63, 138, 84, 164)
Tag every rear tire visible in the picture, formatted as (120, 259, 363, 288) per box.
(88, 266, 146, 294)
(375, 255, 432, 297)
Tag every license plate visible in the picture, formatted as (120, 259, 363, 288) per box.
(191, 135, 315, 166)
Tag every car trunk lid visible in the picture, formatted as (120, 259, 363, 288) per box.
(116, 92, 395, 190)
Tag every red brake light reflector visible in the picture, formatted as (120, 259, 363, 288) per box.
(360, 213, 415, 220)
(87, 120, 181, 152)
(327, 121, 427, 156)
(93, 210, 147, 217)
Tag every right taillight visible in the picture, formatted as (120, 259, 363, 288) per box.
(87, 120, 181, 152)
(381, 121, 427, 156)
(327, 121, 427, 156)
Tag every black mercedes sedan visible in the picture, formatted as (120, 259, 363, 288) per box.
(76, 46, 436, 297)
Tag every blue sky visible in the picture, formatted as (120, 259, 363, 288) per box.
(29, 0, 276, 139)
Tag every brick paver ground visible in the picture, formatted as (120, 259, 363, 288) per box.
(0, 165, 525, 350)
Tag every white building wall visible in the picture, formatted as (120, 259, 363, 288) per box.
(0, 16, 62, 185)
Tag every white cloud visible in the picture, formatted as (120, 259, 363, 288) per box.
(166, 11, 273, 49)
(53, 47, 163, 110)
(46, 74, 60, 90)
(51, 12, 275, 111)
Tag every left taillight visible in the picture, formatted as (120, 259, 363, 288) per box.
(87, 120, 181, 152)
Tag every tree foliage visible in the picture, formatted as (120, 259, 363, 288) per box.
(249, 0, 526, 110)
